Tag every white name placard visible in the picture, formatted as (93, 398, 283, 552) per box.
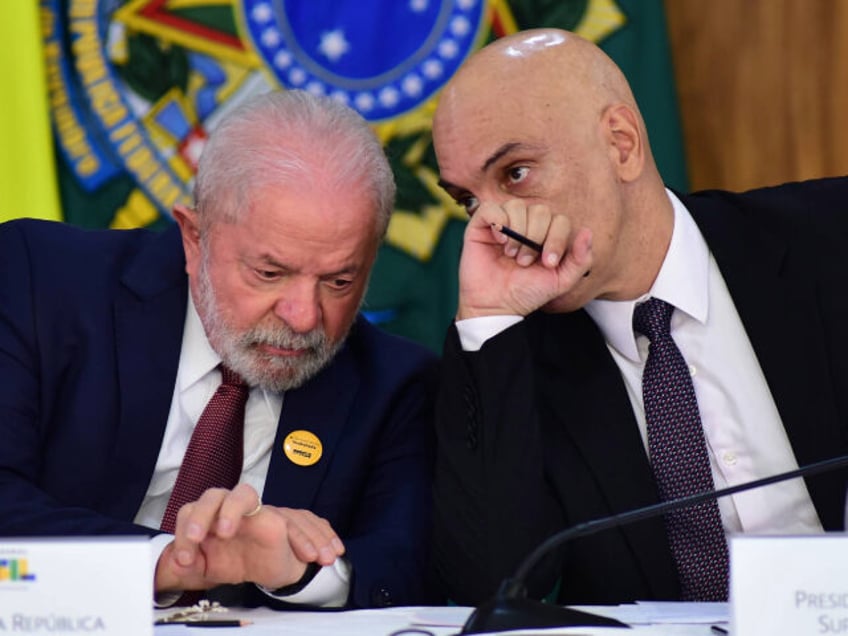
(0, 537, 152, 636)
(731, 534, 848, 636)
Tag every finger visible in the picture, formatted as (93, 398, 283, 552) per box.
(156, 540, 209, 591)
(541, 212, 573, 268)
(215, 483, 262, 538)
(287, 510, 342, 563)
(170, 489, 227, 566)
(514, 203, 551, 266)
(285, 522, 319, 563)
(573, 227, 594, 271)
(294, 510, 344, 553)
(557, 227, 594, 282)
(501, 200, 529, 257)
(279, 509, 344, 565)
(261, 508, 317, 562)
(465, 201, 509, 245)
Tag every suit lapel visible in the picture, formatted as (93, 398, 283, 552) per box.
(105, 226, 187, 519)
(533, 312, 679, 597)
(688, 194, 844, 525)
(261, 332, 360, 510)
(688, 197, 833, 464)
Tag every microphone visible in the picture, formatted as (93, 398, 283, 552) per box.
(461, 453, 848, 634)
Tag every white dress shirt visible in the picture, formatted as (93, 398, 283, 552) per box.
(135, 295, 350, 606)
(457, 190, 822, 535)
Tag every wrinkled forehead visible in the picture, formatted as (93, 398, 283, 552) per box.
(433, 71, 563, 167)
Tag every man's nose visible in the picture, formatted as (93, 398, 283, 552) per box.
(272, 279, 321, 334)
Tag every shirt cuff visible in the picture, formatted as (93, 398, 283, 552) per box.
(456, 315, 523, 351)
(259, 559, 352, 608)
(150, 533, 183, 608)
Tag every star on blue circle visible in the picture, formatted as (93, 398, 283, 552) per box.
(240, 0, 486, 121)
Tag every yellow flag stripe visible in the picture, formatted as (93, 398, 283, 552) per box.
(0, 3, 62, 222)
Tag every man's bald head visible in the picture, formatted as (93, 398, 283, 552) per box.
(435, 28, 643, 150)
(432, 28, 673, 307)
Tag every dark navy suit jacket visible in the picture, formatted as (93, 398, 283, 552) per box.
(433, 177, 848, 606)
(0, 219, 438, 609)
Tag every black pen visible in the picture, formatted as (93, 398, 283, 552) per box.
(494, 224, 543, 252)
(493, 223, 592, 277)
(710, 625, 729, 635)
(154, 619, 252, 628)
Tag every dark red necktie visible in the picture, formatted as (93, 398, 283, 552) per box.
(161, 365, 249, 533)
(633, 298, 729, 601)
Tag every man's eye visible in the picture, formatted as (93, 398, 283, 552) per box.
(458, 195, 479, 215)
(328, 278, 353, 291)
(256, 269, 280, 281)
(507, 166, 529, 184)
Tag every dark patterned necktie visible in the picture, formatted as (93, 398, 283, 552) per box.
(161, 365, 249, 533)
(633, 298, 729, 601)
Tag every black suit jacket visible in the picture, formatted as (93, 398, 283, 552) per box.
(433, 177, 848, 606)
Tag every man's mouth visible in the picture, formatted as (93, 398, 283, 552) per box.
(255, 342, 309, 357)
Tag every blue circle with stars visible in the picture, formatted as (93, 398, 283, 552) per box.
(241, 0, 486, 121)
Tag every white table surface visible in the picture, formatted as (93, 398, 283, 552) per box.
(153, 601, 730, 635)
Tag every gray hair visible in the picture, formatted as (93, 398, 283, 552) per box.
(193, 90, 395, 236)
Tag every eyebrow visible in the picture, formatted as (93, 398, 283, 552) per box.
(482, 142, 522, 172)
(255, 254, 360, 278)
(436, 177, 460, 192)
(437, 142, 524, 193)
(320, 266, 360, 279)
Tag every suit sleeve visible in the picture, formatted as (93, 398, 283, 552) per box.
(0, 221, 153, 537)
(432, 322, 563, 605)
(340, 354, 439, 608)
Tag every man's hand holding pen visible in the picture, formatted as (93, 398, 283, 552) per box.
(456, 199, 594, 320)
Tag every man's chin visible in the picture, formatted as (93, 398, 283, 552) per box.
(244, 355, 327, 392)
(226, 334, 344, 392)
(250, 370, 309, 393)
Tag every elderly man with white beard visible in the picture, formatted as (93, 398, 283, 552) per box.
(0, 90, 437, 610)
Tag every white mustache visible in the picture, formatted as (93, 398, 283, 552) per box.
(240, 324, 327, 353)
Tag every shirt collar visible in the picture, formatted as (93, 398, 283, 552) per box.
(178, 292, 222, 393)
(584, 189, 710, 362)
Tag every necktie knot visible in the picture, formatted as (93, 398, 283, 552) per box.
(220, 364, 247, 388)
(633, 297, 675, 342)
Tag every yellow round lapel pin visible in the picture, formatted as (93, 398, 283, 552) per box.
(283, 430, 323, 466)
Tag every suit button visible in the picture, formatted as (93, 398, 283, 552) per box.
(371, 585, 393, 607)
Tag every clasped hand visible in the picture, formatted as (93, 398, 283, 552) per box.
(457, 200, 594, 319)
(155, 483, 344, 593)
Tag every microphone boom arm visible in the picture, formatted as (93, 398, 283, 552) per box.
(460, 453, 848, 634)
(513, 453, 848, 584)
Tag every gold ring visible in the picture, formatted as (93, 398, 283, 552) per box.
(244, 500, 263, 517)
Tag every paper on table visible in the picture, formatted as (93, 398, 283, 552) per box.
(634, 601, 729, 624)
(410, 605, 475, 627)
(154, 603, 728, 635)
(155, 606, 462, 636)
(568, 602, 729, 625)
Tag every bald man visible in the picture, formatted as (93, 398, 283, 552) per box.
(431, 29, 848, 606)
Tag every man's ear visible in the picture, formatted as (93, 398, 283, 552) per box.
(602, 104, 645, 183)
(172, 203, 201, 277)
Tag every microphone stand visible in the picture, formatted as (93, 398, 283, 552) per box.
(461, 454, 848, 634)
